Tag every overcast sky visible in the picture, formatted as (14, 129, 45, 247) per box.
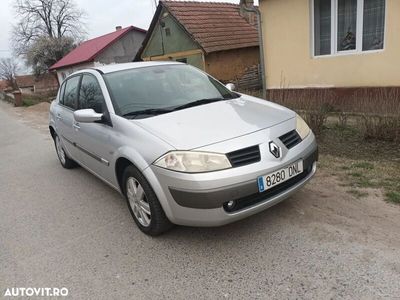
(0, 0, 258, 73)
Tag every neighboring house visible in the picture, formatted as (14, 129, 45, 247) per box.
(259, 0, 398, 98)
(136, 0, 261, 89)
(0, 74, 58, 94)
(15, 75, 35, 94)
(33, 74, 59, 94)
(0, 80, 10, 91)
(50, 26, 147, 84)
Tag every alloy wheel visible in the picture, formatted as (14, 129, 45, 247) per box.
(126, 177, 151, 227)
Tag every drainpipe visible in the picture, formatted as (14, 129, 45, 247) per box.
(240, 1, 267, 99)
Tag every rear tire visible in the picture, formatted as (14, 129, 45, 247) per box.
(122, 165, 173, 236)
(54, 134, 76, 169)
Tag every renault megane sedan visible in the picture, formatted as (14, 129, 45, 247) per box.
(49, 62, 318, 236)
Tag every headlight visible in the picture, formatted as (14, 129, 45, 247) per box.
(154, 151, 232, 173)
(296, 114, 311, 139)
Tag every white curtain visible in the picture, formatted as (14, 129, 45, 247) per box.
(363, 0, 385, 50)
(337, 0, 357, 51)
(314, 0, 331, 55)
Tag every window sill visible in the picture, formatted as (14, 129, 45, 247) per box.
(312, 49, 384, 59)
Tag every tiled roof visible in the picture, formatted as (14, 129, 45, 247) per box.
(49, 26, 146, 70)
(162, 1, 259, 53)
(15, 75, 35, 88)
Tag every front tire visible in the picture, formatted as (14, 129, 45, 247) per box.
(122, 165, 173, 236)
(54, 134, 76, 169)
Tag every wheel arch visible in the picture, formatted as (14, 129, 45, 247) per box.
(115, 157, 136, 193)
(49, 126, 56, 140)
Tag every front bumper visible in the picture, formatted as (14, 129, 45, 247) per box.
(143, 129, 318, 227)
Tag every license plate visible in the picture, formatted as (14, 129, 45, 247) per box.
(257, 160, 304, 192)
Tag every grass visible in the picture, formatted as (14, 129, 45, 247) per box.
(22, 94, 45, 107)
(318, 123, 400, 204)
(351, 162, 374, 170)
(386, 192, 400, 204)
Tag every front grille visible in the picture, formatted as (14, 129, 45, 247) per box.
(227, 145, 261, 167)
(279, 130, 302, 149)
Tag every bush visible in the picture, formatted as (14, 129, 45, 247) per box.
(360, 115, 400, 143)
(0, 91, 14, 103)
(301, 111, 327, 134)
(266, 87, 400, 140)
(22, 93, 48, 107)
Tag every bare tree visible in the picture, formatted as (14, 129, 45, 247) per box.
(13, 0, 86, 55)
(0, 58, 19, 89)
(12, 0, 86, 74)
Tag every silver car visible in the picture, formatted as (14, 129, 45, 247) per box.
(49, 62, 317, 236)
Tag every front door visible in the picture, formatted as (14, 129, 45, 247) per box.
(74, 74, 114, 183)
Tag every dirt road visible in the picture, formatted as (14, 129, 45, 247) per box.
(1, 101, 399, 299)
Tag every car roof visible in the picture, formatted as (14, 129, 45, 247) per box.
(93, 61, 182, 74)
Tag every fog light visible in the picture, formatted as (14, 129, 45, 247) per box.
(225, 200, 236, 211)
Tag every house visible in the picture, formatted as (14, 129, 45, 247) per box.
(136, 0, 261, 90)
(259, 0, 399, 100)
(15, 75, 35, 94)
(0, 80, 10, 91)
(31, 74, 59, 94)
(50, 26, 147, 84)
(0, 74, 58, 94)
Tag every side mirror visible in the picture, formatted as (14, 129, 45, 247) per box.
(225, 83, 236, 92)
(73, 109, 103, 123)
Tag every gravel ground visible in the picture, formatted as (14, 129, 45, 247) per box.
(1, 101, 399, 299)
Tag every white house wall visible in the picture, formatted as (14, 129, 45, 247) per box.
(96, 30, 146, 64)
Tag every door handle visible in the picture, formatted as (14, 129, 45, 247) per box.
(56, 114, 62, 120)
(73, 123, 80, 130)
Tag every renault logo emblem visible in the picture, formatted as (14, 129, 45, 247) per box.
(269, 141, 281, 158)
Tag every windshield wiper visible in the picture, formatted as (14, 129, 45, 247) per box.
(171, 97, 232, 112)
(123, 108, 173, 119)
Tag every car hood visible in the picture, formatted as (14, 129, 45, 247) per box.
(134, 95, 295, 150)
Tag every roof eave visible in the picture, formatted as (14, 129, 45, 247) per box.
(134, 1, 206, 61)
(50, 26, 141, 70)
(49, 58, 95, 71)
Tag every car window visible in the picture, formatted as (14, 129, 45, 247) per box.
(58, 82, 66, 105)
(78, 74, 106, 113)
(63, 76, 80, 110)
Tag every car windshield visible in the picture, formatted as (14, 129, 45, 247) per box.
(103, 64, 238, 118)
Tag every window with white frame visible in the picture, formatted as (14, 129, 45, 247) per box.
(313, 0, 386, 56)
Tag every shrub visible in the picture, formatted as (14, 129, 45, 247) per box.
(0, 91, 14, 103)
(360, 115, 400, 143)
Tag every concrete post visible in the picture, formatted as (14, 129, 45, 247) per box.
(13, 90, 22, 107)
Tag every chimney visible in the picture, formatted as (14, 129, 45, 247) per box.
(239, 0, 257, 26)
(115, 26, 122, 31)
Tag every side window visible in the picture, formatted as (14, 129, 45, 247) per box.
(58, 82, 66, 105)
(79, 74, 106, 113)
(63, 76, 80, 110)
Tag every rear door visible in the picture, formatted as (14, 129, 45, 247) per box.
(56, 75, 81, 160)
(74, 73, 115, 183)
